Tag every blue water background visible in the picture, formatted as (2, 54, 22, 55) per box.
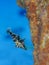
(0, 0, 34, 65)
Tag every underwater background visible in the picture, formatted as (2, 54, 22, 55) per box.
(0, 0, 34, 65)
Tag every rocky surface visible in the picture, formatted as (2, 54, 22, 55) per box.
(17, 0, 49, 65)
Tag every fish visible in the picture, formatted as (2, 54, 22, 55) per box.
(7, 29, 27, 50)
(19, 9, 26, 16)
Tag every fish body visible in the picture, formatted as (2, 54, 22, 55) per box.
(7, 29, 27, 50)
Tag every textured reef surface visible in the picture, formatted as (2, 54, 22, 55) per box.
(17, 0, 49, 65)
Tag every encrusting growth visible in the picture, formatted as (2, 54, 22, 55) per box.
(17, 0, 49, 65)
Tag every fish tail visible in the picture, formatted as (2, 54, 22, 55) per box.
(7, 29, 16, 39)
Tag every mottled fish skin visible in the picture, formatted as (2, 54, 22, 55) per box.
(17, 0, 49, 65)
(7, 29, 27, 50)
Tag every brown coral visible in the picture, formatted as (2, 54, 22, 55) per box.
(17, 0, 49, 65)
